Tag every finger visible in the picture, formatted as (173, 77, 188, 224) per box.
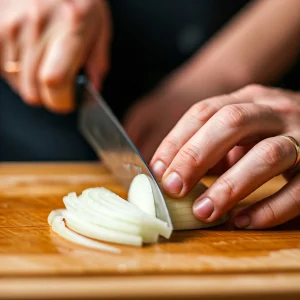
(1, 19, 21, 92)
(207, 144, 254, 175)
(19, 3, 49, 106)
(150, 94, 252, 181)
(39, 2, 97, 113)
(86, 0, 111, 90)
(161, 103, 283, 197)
(192, 135, 297, 222)
(234, 173, 300, 229)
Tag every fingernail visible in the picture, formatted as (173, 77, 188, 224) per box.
(193, 197, 214, 219)
(152, 160, 167, 180)
(234, 215, 251, 229)
(162, 172, 183, 194)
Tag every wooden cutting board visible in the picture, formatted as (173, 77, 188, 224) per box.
(1, 163, 300, 300)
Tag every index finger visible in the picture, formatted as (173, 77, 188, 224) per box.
(150, 93, 250, 180)
(39, 2, 98, 113)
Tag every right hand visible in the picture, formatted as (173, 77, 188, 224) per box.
(0, 0, 111, 113)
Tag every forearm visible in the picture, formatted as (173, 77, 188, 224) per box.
(164, 0, 300, 103)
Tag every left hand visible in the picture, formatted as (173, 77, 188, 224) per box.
(150, 84, 300, 229)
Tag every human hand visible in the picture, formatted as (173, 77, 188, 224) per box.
(0, 0, 111, 113)
(150, 84, 300, 229)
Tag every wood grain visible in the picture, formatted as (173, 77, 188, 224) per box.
(0, 163, 300, 299)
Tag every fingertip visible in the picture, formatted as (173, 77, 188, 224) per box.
(162, 172, 183, 196)
(41, 85, 75, 114)
(22, 92, 41, 107)
(20, 83, 41, 107)
(193, 197, 214, 220)
(234, 214, 252, 229)
(151, 160, 167, 181)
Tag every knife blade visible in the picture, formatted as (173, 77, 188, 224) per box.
(76, 76, 173, 228)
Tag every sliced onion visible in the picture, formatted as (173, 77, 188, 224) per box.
(63, 195, 141, 235)
(48, 209, 65, 226)
(50, 210, 120, 253)
(62, 210, 143, 247)
(80, 190, 172, 239)
(48, 176, 227, 252)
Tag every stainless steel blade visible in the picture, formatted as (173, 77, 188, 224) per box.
(78, 82, 172, 228)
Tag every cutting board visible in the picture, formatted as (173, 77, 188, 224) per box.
(1, 163, 300, 300)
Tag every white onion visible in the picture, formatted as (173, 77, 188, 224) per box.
(63, 195, 141, 235)
(62, 210, 143, 247)
(163, 182, 228, 230)
(50, 211, 120, 253)
(80, 190, 171, 239)
(128, 174, 156, 217)
(48, 175, 227, 252)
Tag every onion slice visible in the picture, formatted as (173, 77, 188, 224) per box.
(80, 190, 172, 239)
(50, 210, 120, 253)
(128, 174, 156, 217)
(62, 210, 143, 247)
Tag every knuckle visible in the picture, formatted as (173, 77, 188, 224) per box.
(4, 18, 21, 39)
(38, 71, 66, 88)
(238, 84, 266, 96)
(218, 105, 251, 129)
(74, 1, 96, 21)
(163, 138, 180, 154)
(178, 144, 203, 168)
(261, 202, 278, 225)
(157, 138, 180, 161)
(27, 11, 43, 28)
(188, 101, 214, 123)
(218, 177, 238, 199)
(272, 96, 299, 113)
(27, 1, 45, 27)
(254, 138, 291, 168)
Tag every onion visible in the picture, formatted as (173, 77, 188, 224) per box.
(163, 182, 228, 230)
(48, 185, 171, 252)
(50, 210, 120, 254)
(62, 210, 143, 247)
(128, 174, 156, 217)
(48, 175, 226, 252)
(63, 195, 141, 235)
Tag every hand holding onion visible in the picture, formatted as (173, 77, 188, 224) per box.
(150, 85, 300, 230)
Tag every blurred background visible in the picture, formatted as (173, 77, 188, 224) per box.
(0, 0, 299, 161)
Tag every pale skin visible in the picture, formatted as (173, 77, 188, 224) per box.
(151, 85, 300, 229)
(124, 0, 300, 162)
(0, 0, 111, 113)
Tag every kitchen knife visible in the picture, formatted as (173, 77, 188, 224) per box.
(76, 75, 173, 228)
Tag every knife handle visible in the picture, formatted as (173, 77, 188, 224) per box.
(75, 69, 88, 106)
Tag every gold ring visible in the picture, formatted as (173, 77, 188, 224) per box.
(281, 135, 300, 168)
(4, 61, 21, 74)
